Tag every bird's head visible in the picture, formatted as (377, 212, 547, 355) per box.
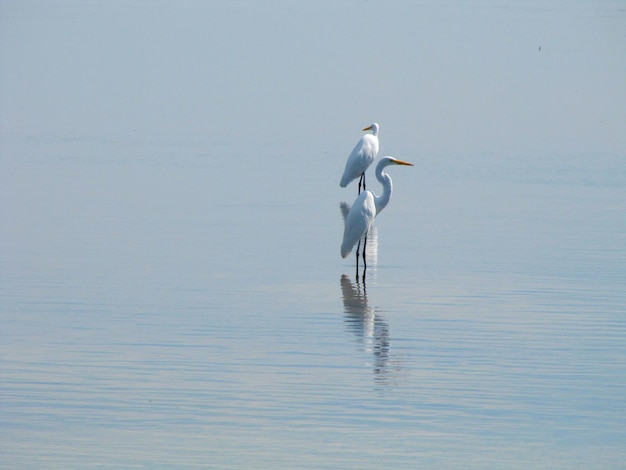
(383, 156, 413, 167)
(362, 123, 379, 134)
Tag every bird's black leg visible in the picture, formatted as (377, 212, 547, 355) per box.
(357, 173, 364, 195)
(362, 172, 366, 191)
(355, 241, 360, 279)
(362, 234, 367, 270)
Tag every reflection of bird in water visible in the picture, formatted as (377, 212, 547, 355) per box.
(339, 123, 380, 194)
(340, 157, 413, 274)
(340, 275, 394, 387)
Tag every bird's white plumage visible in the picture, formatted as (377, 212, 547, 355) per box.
(339, 123, 379, 188)
(341, 191, 375, 258)
(340, 156, 413, 259)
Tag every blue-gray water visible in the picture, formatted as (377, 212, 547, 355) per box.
(1, 1, 625, 468)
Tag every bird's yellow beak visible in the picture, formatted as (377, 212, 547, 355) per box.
(392, 158, 414, 166)
(362, 125, 372, 131)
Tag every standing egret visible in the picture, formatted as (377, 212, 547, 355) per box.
(340, 123, 380, 194)
(341, 156, 413, 264)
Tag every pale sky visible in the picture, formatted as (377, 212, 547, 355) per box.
(1, 0, 625, 159)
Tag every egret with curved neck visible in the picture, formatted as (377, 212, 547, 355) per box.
(340, 123, 380, 194)
(341, 156, 413, 262)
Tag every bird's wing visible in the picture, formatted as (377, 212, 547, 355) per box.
(341, 192, 376, 258)
(340, 136, 376, 187)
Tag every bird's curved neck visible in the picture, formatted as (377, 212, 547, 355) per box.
(373, 167, 392, 214)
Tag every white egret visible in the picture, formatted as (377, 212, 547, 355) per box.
(341, 156, 413, 261)
(340, 123, 380, 194)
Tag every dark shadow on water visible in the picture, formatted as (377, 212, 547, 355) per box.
(340, 274, 402, 389)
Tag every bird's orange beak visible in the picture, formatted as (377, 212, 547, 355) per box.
(362, 125, 372, 131)
(393, 158, 414, 166)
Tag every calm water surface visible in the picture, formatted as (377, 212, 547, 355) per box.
(2, 135, 624, 469)
(2, 1, 625, 469)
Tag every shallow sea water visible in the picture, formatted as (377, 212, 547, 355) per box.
(1, 1, 625, 469)
(1, 134, 624, 469)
